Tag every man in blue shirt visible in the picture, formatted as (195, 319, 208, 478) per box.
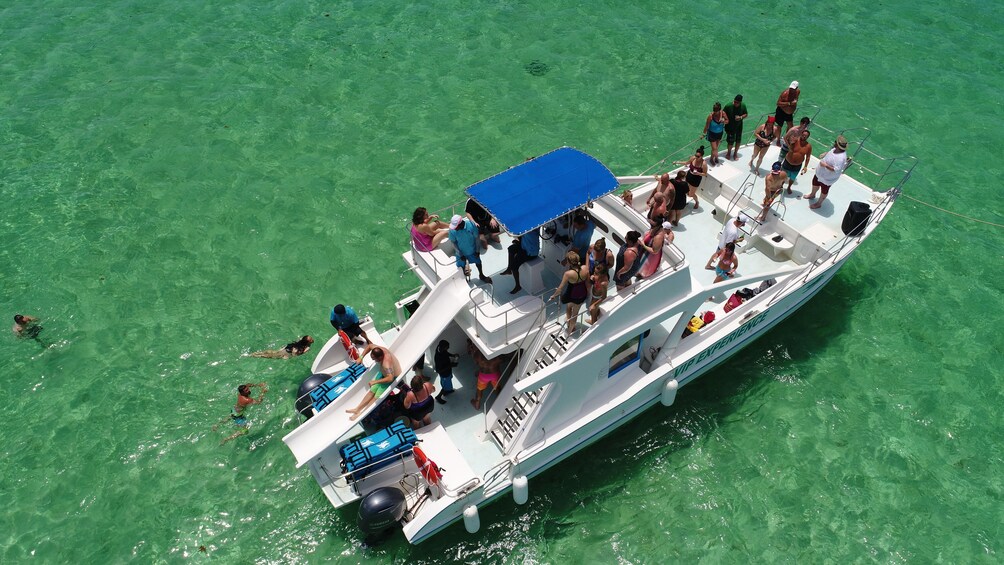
(571, 213, 595, 263)
(501, 228, 540, 294)
(330, 304, 369, 344)
(448, 215, 492, 283)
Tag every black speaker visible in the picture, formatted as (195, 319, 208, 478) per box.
(841, 201, 872, 236)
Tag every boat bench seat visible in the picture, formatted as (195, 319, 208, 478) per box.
(757, 230, 795, 259)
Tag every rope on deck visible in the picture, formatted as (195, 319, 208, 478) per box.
(901, 194, 1004, 228)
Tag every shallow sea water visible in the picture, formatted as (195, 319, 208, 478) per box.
(1, 0, 1002, 562)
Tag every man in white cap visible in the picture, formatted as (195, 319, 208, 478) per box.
(704, 214, 747, 270)
(774, 81, 800, 138)
(805, 135, 851, 210)
(447, 214, 492, 283)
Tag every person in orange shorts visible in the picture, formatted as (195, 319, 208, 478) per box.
(468, 340, 502, 410)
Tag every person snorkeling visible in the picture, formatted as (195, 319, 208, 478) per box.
(215, 382, 267, 444)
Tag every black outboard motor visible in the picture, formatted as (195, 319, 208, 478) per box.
(295, 373, 331, 419)
(841, 201, 872, 236)
(358, 487, 407, 543)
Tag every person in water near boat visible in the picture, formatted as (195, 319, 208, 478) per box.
(757, 162, 788, 221)
(712, 242, 739, 283)
(250, 335, 314, 359)
(723, 95, 748, 161)
(500, 229, 540, 294)
(217, 382, 267, 445)
(434, 339, 459, 404)
(782, 129, 813, 194)
(674, 146, 707, 210)
(403, 373, 436, 429)
(774, 80, 800, 138)
(614, 231, 646, 290)
(346, 344, 401, 421)
(469, 339, 502, 410)
(702, 102, 728, 166)
(805, 135, 851, 210)
(551, 250, 590, 334)
(330, 304, 369, 344)
(12, 314, 40, 337)
(749, 116, 778, 175)
(587, 263, 609, 325)
(410, 207, 449, 252)
(448, 215, 492, 283)
(465, 198, 501, 249)
(705, 215, 746, 270)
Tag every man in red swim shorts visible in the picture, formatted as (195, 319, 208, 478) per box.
(468, 340, 502, 410)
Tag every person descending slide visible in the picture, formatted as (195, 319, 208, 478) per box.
(345, 343, 401, 421)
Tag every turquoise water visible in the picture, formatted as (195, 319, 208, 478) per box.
(2, 0, 1002, 562)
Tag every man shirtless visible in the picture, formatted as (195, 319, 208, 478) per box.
(757, 162, 788, 221)
(346, 344, 402, 420)
(781, 130, 813, 194)
(468, 339, 502, 410)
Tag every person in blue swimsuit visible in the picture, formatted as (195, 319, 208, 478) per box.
(703, 102, 729, 165)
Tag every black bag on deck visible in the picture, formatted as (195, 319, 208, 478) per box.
(841, 201, 872, 236)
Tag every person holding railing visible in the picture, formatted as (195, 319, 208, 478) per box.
(805, 135, 851, 210)
(757, 162, 787, 221)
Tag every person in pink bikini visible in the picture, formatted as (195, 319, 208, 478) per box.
(410, 207, 449, 252)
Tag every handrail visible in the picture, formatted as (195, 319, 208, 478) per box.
(481, 458, 513, 493)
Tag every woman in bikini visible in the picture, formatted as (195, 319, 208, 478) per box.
(702, 102, 729, 165)
(411, 207, 449, 252)
(674, 146, 707, 211)
(551, 251, 590, 334)
(748, 116, 778, 175)
(587, 264, 609, 325)
(712, 242, 739, 283)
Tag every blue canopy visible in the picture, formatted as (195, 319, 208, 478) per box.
(464, 147, 619, 236)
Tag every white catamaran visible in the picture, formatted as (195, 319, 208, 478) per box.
(282, 116, 915, 544)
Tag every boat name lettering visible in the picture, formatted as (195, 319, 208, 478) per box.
(673, 311, 770, 378)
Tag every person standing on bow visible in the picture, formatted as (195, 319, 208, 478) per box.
(781, 129, 813, 194)
(448, 215, 493, 283)
(723, 95, 748, 161)
(702, 102, 728, 166)
(774, 80, 800, 138)
(613, 231, 646, 290)
(674, 146, 707, 211)
(749, 116, 778, 175)
(757, 162, 788, 221)
(805, 135, 851, 210)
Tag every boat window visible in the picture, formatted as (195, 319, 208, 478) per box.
(608, 334, 643, 377)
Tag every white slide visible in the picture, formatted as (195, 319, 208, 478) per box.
(283, 270, 472, 468)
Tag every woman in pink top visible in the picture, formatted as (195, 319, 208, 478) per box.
(411, 207, 449, 252)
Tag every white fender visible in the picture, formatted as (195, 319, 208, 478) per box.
(463, 504, 480, 534)
(512, 475, 529, 505)
(661, 378, 679, 407)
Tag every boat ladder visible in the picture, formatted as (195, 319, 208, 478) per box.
(489, 330, 569, 449)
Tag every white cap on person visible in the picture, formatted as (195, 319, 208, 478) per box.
(449, 215, 462, 229)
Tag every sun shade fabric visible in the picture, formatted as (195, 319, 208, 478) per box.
(464, 147, 619, 236)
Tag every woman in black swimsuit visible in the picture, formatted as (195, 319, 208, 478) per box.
(668, 170, 689, 226)
(403, 374, 436, 428)
(748, 116, 778, 175)
(250, 335, 314, 359)
(674, 146, 707, 211)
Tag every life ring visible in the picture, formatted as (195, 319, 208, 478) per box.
(412, 445, 443, 486)
(338, 330, 360, 361)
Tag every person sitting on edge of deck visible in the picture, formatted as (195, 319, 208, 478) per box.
(411, 207, 449, 252)
(330, 304, 369, 345)
(403, 373, 436, 429)
(465, 198, 501, 249)
(346, 344, 401, 421)
(500, 228, 540, 294)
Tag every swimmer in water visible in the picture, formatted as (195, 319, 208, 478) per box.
(215, 382, 267, 444)
(249, 335, 314, 359)
(12, 314, 40, 337)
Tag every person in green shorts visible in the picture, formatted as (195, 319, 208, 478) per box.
(346, 344, 401, 421)
(723, 94, 748, 161)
